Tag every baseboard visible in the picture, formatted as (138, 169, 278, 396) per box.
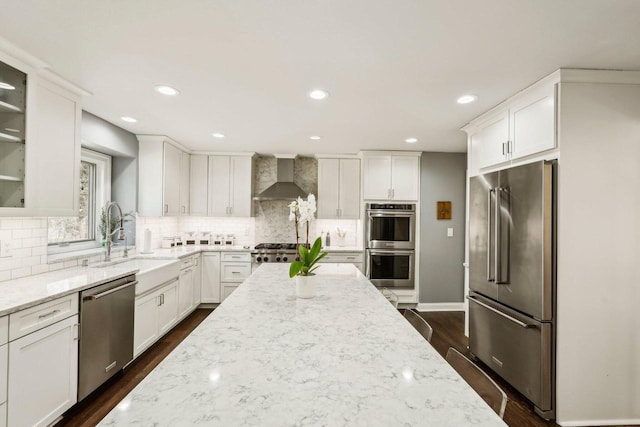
(558, 419, 640, 426)
(415, 302, 465, 312)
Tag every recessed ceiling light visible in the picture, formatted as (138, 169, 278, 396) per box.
(121, 116, 137, 123)
(310, 136, 321, 140)
(309, 89, 329, 100)
(457, 95, 478, 104)
(0, 82, 15, 90)
(405, 137, 418, 143)
(154, 85, 180, 96)
(211, 133, 225, 138)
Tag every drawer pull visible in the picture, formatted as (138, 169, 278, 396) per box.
(105, 361, 117, 372)
(467, 295, 535, 328)
(38, 309, 60, 319)
(232, 271, 241, 274)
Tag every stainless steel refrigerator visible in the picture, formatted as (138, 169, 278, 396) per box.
(468, 160, 555, 420)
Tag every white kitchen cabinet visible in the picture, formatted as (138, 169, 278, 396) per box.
(208, 155, 254, 217)
(0, 49, 84, 217)
(180, 151, 191, 215)
(193, 255, 202, 306)
(201, 252, 221, 303)
(221, 284, 239, 302)
(220, 252, 251, 301)
(178, 265, 194, 319)
(362, 152, 420, 201)
(0, 402, 5, 427)
(8, 315, 78, 427)
(319, 252, 364, 272)
(509, 83, 556, 160)
(163, 142, 182, 216)
(133, 279, 179, 357)
(317, 158, 361, 219)
(133, 290, 159, 357)
(190, 155, 208, 216)
(390, 156, 420, 201)
(363, 155, 391, 200)
(157, 281, 178, 336)
(138, 136, 191, 216)
(0, 343, 7, 407)
(465, 78, 556, 172)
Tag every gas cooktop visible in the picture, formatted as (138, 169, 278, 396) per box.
(254, 243, 298, 250)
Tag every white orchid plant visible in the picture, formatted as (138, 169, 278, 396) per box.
(288, 194, 317, 247)
(288, 194, 326, 277)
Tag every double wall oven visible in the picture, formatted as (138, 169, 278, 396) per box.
(365, 203, 415, 288)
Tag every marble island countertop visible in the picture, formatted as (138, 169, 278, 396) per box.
(100, 263, 505, 427)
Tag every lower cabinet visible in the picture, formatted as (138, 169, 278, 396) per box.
(0, 402, 5, 427)
(220, 252, 252, 302)
(7, 315, 78, 427)
(178, 266, 194, 319)
(319, 252, 364, 272)
(201, 253, 221, 303)
(134, 279, 179, 357)
(193, 255, 202, 307)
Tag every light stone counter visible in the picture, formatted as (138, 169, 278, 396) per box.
(100, 263, 505, 427)
(0, 266, 138, 316)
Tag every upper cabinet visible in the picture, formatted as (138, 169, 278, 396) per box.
(189, 155, 208, 216)
(208, 155, 254, 217)
(138, 136, 190, 217)
(317, 157, 360, 219)
(0, 51, 84, 217)
(362, 152, 420, 201)
(464, 74, 557, 175)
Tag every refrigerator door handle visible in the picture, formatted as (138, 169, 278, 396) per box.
(467, 295, 536, 328)
(487, 189, 495, 282)
(495, 187, 502, 283)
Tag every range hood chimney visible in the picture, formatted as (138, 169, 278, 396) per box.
(253, 157, 307, 201)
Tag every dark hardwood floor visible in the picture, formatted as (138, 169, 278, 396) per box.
(60, 309, 610, 427)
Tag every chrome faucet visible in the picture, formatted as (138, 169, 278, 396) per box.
(104, 201, 125, 262)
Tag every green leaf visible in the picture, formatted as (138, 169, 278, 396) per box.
(312, 251, 328, 264)
(309, 237, 322, 260)
(289, 261, 302, 278)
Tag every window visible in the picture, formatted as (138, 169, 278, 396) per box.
(48, 148, 111, 253)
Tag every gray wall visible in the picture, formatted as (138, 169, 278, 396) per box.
(419, 152, 467, 304)
(81, 111, 139, 243)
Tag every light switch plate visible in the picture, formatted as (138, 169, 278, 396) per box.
(447, 228, 454, 237)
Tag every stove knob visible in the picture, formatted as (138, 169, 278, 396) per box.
(256, 257, 262, 262)
(295, 256, 300, 262)
(263, 257, 269, 262)
(282, 256, 288, 262)
(276, 257, 281, 262)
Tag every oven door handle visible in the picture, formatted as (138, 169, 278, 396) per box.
(367, 212, 415, 219)
(367, 249, 415, 256)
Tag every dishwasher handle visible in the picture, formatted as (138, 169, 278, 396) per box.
(84, 280, 138, 301)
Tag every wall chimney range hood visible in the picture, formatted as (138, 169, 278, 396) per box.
(253, 157, 307, 201)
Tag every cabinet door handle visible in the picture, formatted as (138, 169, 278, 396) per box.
(38, 309, 60, 319)
(508, 140, 513, 154)
(229, 206, 233, 215)
(158, 295, 162, 306)
(164, 204, 169, 214)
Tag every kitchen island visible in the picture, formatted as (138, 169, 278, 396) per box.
(100, 263, 505, 426)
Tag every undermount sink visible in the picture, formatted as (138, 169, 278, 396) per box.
(93, 258, 181, 295)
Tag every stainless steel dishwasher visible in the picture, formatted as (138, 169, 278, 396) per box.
(78, 274, 136, 401)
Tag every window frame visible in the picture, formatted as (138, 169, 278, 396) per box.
(47, 148, 111, 254)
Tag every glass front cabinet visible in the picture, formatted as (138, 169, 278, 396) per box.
(0, 48, 83, 216)
(0, 60, 26, 208)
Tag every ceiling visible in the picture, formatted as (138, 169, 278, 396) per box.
(1, 0, 640, 155)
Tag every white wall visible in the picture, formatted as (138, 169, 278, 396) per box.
(555, 82, 640, 425)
